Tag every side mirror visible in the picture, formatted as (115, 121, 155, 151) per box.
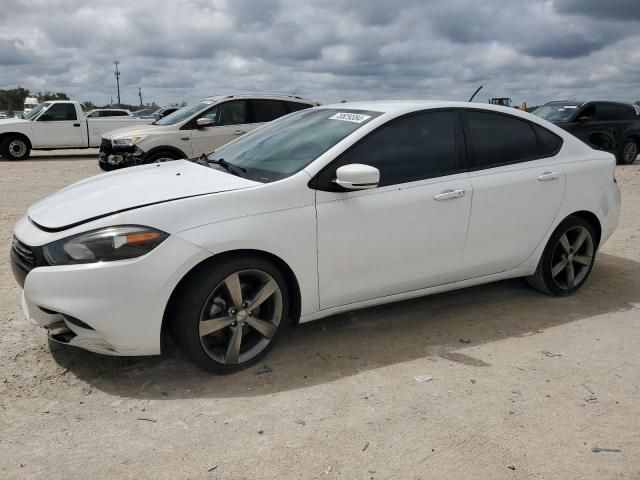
(334, 164, 380, 190)
(196, 118, 214, 128)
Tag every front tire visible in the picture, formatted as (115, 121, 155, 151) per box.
(0, 136, 31, 160)
(527, 216, 597, 296)
(174, 256, 290, 374)
(617, 138, 638, 165)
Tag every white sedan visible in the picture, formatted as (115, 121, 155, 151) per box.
(10, 101, 620, 373)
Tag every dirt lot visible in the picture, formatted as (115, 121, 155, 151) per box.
(0, 151, 639, 479)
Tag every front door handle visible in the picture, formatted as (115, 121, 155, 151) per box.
(434, 189, 465, 201)
(73, 123, 80, 127)
(233, 130, 247, 136)
(180, 136, 190, 141)
(537, 171, 560, 181)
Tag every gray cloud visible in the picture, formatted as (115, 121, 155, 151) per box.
(0, 0, 639, 107)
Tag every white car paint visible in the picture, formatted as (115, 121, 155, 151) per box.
(0, 101, 151, 158)
(11, 100, 620, 358)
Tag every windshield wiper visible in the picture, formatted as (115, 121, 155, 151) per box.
(192, 154, 247, 176)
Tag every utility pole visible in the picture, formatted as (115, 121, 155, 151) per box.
(114, 60, 121, 106)
(138, 86, 143, 107)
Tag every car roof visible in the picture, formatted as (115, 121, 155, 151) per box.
(204, 93, 320, 105)
(316, 100, 527, 116)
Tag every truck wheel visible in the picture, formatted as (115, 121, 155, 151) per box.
(145, 151, 181, 163)
(617, 138, 638, 165)
(0, 136, 31, 160)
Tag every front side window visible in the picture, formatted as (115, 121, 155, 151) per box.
(250, 100, 286, 123)
(195, 100, 248, 126)
(207, 108, 381, 182)
(464, 111, 538, 168)
(38, 103, 77, 121)
(155, 101, 216, 126)
(532, 104, 579, 123)
(316, 111, 460, 189)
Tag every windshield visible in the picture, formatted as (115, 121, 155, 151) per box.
(23, 102, 50, 120)
(532, 104, 579, 123)
(206, 108, 382, 183)
(155, 101, 213, 125)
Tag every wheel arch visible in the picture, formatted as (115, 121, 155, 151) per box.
(161, 248, 302, 340)
(0, 132, 32, 150)
(567, 210, 601, 247)
(144, 145, 188, 162)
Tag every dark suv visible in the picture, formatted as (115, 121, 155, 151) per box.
(533, 100, 640, 164)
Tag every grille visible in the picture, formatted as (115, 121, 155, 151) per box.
(12, 236, 35, 267)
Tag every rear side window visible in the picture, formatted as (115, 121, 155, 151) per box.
(251, 100, 287, 123)
(596, 104, 635, 121)
(318, 110, 460, 188)
(464, 111, 538, 168)
(285, 101, 312, 113)
(109, 111, 128, 117)
(532, 124, 563, 157)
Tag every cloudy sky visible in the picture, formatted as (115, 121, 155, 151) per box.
(1, 0, 639, 107)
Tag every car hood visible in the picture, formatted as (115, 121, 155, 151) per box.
(0, 118, 29, 126)
(102, 123, 176, 139)
(28, 160, 259, 231)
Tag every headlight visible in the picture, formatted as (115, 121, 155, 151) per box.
(42, 226, 168, 265)
(112, 135, 145, 146)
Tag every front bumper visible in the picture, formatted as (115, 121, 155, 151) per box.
(14, 231, 211, 356)
(98, 138, 146, 168)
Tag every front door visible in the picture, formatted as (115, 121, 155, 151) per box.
(189, 100, 255, 157)
(34, 103, 83, 148)
(314, 110, 472, 309)
(460, 110, 565, 278)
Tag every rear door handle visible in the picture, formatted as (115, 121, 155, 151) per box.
(233, 130, 247, 136)
(434, 189, 465, 201)
(537, 171, 560, 181)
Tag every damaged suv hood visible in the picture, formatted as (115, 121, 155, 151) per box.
(28, 160, 259, 231)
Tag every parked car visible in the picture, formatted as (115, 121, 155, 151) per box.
(85, 108, 133, 118)
(533, 100, 640, 164)
(98, 93, 319, 170)
(11, 101, 620, 373)
(132, 108, 157, 118)
(0, 101, 153, 160)
(137, 107, 180, 120)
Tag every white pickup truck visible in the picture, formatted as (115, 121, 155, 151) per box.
(0, 100, 152, 160)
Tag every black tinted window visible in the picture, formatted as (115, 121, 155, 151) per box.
(251, 100, 287, 123)
(109, 111, 128, 116)
(596, 104, 634, 121)
(465, 111, 537, 168)
(285, 101, 312, 113)
(533, 124, 563, 156)
(319, 111, 459, 188)
(41, 103, 77, 121)
(217, 101, 247, 125)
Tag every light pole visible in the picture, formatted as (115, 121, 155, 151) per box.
(114, 61, 121, 106)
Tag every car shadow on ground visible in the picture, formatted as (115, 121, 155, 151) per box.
(49, 252, 639, 400)
(0, 151, 99, 162)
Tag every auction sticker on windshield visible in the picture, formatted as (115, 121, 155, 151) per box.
(328, 112, 372, 123)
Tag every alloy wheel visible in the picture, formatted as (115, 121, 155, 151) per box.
(198, 269, 283, 365)
(550, 226, 594, 290)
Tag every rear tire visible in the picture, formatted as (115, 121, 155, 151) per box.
(0, 136, 31, 160)
(527, 216, 597, 296)
(173, 256, 290, 374)
(617, 138, 638, 165)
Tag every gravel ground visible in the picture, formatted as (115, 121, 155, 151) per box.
(1, 150, 639, 479)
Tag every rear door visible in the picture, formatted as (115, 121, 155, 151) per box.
(189, 100, 250, 156)
(315, 110, 472, 309)
(460, 110, 565, 278)
(33, 103, 83, 147)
